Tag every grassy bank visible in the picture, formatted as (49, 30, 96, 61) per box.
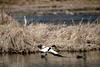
(0, 13, 100, 54)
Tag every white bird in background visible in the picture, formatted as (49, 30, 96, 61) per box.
(37, 44, 64, 58)
(24, 16, 27, 26)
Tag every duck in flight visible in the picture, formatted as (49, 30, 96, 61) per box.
(37, 44, 64, 58)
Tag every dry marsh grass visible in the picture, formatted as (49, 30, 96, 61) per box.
(0, 14, 100, 54)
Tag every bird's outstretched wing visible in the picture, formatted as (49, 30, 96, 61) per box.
(49, 49, 64, 57)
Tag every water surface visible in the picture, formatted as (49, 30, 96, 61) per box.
(13, 13, 100, 25)
(0, 51, 100, 67)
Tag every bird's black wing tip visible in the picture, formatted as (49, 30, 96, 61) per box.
(53, 53, 64, 57)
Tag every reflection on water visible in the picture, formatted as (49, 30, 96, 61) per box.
(0, 51, 100, 67)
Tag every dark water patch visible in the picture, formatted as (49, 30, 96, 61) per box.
(13, 13, 100, 25)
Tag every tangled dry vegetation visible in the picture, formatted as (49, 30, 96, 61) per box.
(0, 13, 100, 54)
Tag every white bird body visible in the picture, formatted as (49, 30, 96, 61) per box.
(39, 47, 49, 52)
(39, 46, 58, 54)
(38, 45, 63, 57)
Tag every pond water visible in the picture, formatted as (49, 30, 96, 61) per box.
(13, 13, 100, 25)
(0, 51, 100, 67)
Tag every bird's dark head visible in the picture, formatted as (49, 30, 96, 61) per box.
(37, 44, 42, 49)
(51, 45, 57, 48)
